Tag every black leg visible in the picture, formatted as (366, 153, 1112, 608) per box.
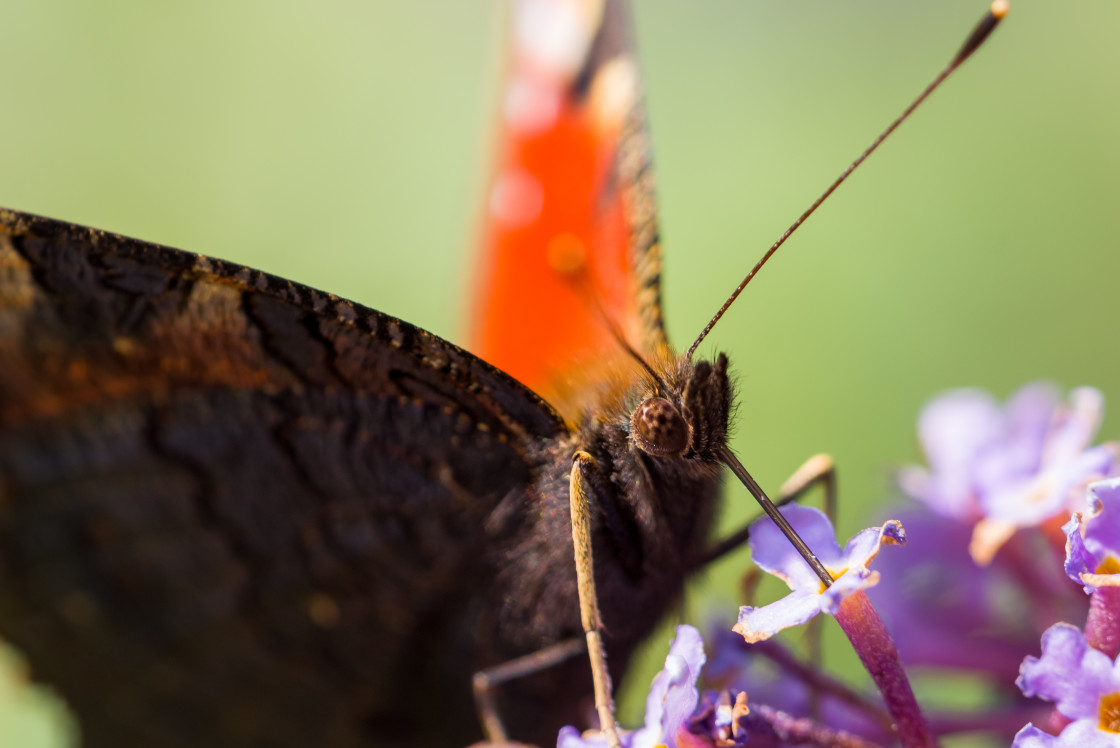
(472, 637, 587, 744)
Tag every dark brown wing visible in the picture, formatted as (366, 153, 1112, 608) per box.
(0, 207, 567, 747)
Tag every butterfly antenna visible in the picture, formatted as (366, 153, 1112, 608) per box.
(603, 315, 669, 392)
(567, 258, 671, 392)
(704, 1, 1007, 587)
(686, 1, 1008, 361)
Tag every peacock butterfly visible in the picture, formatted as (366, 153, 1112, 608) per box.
(0, 1, 1013, 747)
(0, 2, 735, 743)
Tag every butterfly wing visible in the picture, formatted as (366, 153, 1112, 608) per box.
(470, 0, 668, 396)
(0, 208, 567, 747)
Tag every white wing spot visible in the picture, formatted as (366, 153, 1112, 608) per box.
(514, 0, 596, 75)
(589, 58, 638, 136)
(504, 75, 561, 133)
(490, 170, 544, 227)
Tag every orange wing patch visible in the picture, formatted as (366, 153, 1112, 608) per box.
(470, 0, 666, 398)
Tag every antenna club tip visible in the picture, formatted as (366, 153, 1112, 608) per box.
(990, 0, 1010, 20)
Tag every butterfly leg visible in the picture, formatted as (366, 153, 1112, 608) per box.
(569, 450, 623, 748)
(472, 637, 587, 744)
(469, 451, 623, 747)
(700, 453, 835, 566)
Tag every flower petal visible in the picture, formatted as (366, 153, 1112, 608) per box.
(902, 383, 1114, 552)
(1085, 478, 1120, 559)
(1011, 723, 1057, 748)
(1014, 718, 1119, 748)
(1061, 480, 1120, 593)
(820, 568, 880, 615)
(748, 505, 844, 591)
(1017, 623, 1116, 721)
(1045, 387, 1105, 465)
(640, 625, 706, 748)
(557, 626, 708, 748)
(733, 590, 822, 643)
(842, 520, 906, 569)
(1065, 512, 1100, 592)
(913, 388, 1006, 519)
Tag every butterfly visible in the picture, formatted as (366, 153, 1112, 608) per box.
(0, 1, 1014, 747)
(0, 1, 744, 746)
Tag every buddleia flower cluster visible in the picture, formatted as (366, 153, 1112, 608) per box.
(561, 383, 1120, 748)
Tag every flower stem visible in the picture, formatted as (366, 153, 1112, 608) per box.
(1084, 586, 1120, 659)
(834, 590, 935, 748)
(753, 640, 893, 730)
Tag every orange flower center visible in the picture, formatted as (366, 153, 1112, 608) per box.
(819, 567, 848, 593)
(1099, 692, 1120, 732)
(1096, 556, 1120, 576)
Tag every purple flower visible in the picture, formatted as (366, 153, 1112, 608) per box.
(557, 625, 705, 748)
(1065, 478, 1120, 594)
(732, 506, 905, 643)
(1013, 623, 1120, 746)
(680, 690, 749, 747)
(699, 628, 894, 743)
(1012, 722, 1108, 747)
(898, 383, 1115, 565)
(866, 505, 1062, 683)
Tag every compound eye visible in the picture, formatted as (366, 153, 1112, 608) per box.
(631, 397, 690, 457)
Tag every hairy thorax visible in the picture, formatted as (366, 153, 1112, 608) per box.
(492, 350, 733, 658)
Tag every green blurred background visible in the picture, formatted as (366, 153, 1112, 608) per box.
(0, 1, 1116, 745)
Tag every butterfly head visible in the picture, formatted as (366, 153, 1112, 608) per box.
(631, 396, 688, 456)
(628, 352, 731, 464)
